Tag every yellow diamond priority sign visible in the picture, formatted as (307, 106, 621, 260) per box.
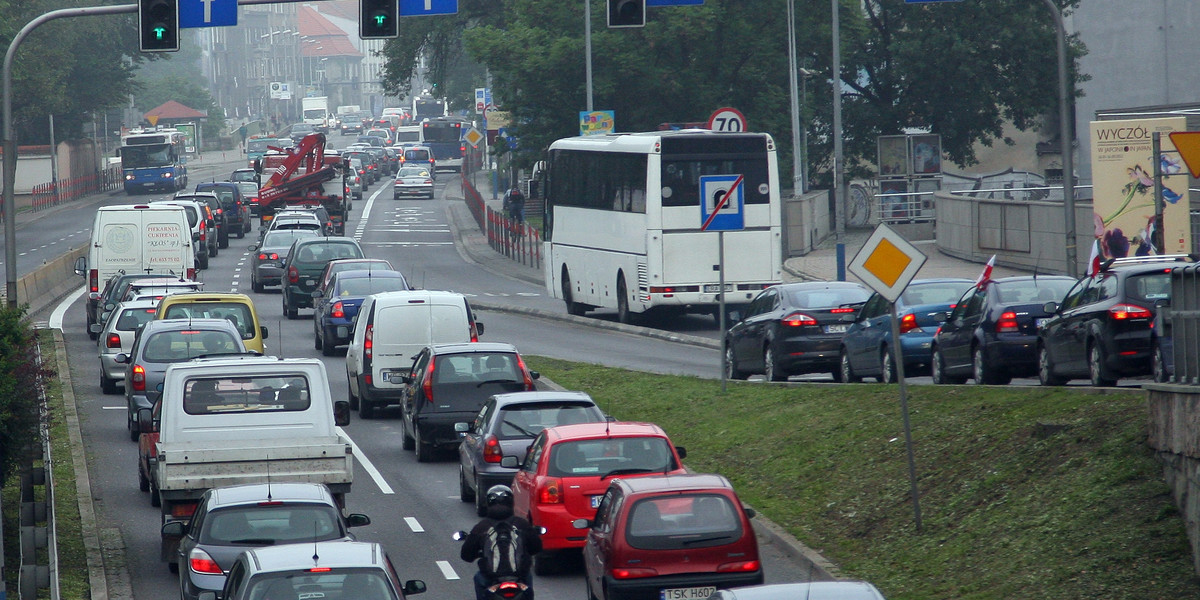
(848, 223, 927, 302)
(464, 126, 484, 148)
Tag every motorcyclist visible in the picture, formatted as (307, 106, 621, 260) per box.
(460, 485, 542, 600)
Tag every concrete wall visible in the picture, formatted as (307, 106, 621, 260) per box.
(1146, 384, 1200, 575)
(11, 244, 87, 316)
(783, 189, 832, 257)
(935, 192, 1094, 276)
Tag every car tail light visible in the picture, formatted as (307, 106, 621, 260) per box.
(308, 567, 332, 573)
(1110, 303, 1152, 320)
(493, 581, 525, 599)
(538, 478, 563, 504)
(131, 365, 146, 392)
(483, 435, 502, 463)
(364, 324, 373, 360)
(199, 220, 207, 242)
(423, 362, 434, 402)
(331, 301, 344, 319)
(106, 334, 121, 349)
(782, 312, 817, 327)
(424, 179, 433, 185)
(257, 252, 279, 261)
(516, 355, 534, 389)
(830, 307, 855, 314)
(717, 560, 761, 573)
(996, 311, 1020, 333)
(899, 313, 922, 334)
(611, 567, 657, 579)
(287, 265, 299, 284)
(89, 269, 99, 293)
(170, 501, 198, 518)
(186, 267, 196, 279)
(188, 548, 222, 574)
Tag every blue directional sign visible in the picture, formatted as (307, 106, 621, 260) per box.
(647, 0, 704, 5)
(699, 174, 745, 232)
(179, 0, 236, 28)
(399, 0, 458, 16)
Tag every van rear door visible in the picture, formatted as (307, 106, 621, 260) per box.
(372, 303, 431, 388)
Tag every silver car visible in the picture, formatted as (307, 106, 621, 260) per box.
(251, 229, 320, 292)
(393, 166, 434, 199)
(118, 318, 246, 441)
(96, 299, 161, 395)
(346, 159, 364, 200)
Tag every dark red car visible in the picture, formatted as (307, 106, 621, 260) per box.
(578, 474, 763, 600)
(508, 422, 687, 574)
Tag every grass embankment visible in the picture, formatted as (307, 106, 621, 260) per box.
(527, 357, 1200, 600)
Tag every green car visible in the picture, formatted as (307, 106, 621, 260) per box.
(280, 237, 365, 319)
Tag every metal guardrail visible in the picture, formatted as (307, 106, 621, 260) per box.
(486, 207, 541, 269)
(16, 336, 55, 600)
(1167, 264, 1200, 384)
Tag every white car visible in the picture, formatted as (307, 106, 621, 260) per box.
(96, 299, 160, 394)
(120, 278, 204, 303)
(393, 166, 434, 199)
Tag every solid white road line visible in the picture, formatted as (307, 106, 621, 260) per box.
(335, 426, 394, 494)
(436, 560, 460, 581)
(50, 286, 86, 331)
(404, 517, 424, 533)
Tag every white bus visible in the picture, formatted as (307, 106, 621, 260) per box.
(542, 130, 783, 323)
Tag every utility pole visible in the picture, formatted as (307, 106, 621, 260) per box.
(832, 0, 846, 281)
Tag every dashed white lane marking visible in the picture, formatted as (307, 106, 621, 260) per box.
(436, 561, 460, 581)
(404, 517, 424, 533)
(102, 406, 124, 410)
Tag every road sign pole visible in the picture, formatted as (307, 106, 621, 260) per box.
(888, 302, 922, 533)
(719, 230, 727, 393)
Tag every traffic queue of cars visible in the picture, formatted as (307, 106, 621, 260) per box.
(724, 254, 1190, 387)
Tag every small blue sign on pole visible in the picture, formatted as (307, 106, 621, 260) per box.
(698, 174, 745, 231)
(180, 0, 236, 28)
(399, 0, 458, 16)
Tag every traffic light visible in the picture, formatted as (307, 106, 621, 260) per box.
(360, 0, 398, 39)
(138, 0, 179, 52)
(608, 0, 646, 28)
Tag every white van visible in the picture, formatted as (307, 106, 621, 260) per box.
(345, 290, 483, 418)
(75, 204, 195, 335)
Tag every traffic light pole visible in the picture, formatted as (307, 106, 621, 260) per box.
(1, 0, 313, 307)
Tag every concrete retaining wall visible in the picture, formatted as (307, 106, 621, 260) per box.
(9, 244, 87, 317)
(784, 190, 832, 256)
(1146, 384, 1200, 575)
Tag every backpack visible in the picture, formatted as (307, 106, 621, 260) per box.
(480, 519, 529, 578)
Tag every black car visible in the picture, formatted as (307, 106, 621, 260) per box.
(931, 275, 1075, 385)
(724, 281, 871, 381)
(289, 123, 316, 142)
(399, 342, 539, 462)
(88, 273, 165, 340)
(1037, 255, 1187, 386)
(280, 237, 365, 319)
(195, 182, 251, 241)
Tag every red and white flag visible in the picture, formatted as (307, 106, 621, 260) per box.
(1086, 238, 1102, 277)
(975, 254, 996, 287)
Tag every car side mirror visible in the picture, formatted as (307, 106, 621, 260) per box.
(572, 518, 592, 530)
(161, 521, 186, 537)
(311, 291, 323, 299)
(529, 371, 540, 380)
(74, 256, 86, 276)
(475, 322, 485, 336)
(346, 513, 371, 527)
(500, 456, 519, 468)
(89, 323, 102, 334)
(744, 507, 757, 519)
(1042, 301, 1059, 314)
(105, 302, 116, 311)
(333, 400, 350, 426)
(403, 580, 427, 596)
(137, 407, 157, 433)
(260, 326, 268, 340)
(675, 446, 687, 460)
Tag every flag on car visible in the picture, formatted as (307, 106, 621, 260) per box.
(975, 254, 996, 287)
(1086, 238, 1102, 277)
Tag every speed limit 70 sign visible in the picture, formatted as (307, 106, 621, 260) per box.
(707, 107, 747, 132)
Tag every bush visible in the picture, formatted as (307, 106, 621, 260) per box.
(0, 305, 51, 486)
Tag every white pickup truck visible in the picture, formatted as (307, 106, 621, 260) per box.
(145, 356, 353, 563)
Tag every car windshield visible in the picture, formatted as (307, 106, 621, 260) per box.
(161, 302, 255, 339)
(336, 277, 408, 296)
(785, 287, 870, 308)
(1126, 271, 1172, 303)
(293, 243, 363, 264)
(247, 569, 396, 600)
(200, 504, 343, 545)
(900, 282, 973, 306)
(624, 494, 743, 551)
(141, 330, 240, 363)
(183, 375, 310, 414)
(237, 182, 259, 196)
(496, 403, 599, 440)
(547, 436, 675, 477)
(991, 279, 1076, 304)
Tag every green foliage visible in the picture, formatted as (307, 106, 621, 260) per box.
(0, 306, 50, 486)
(528, 357, 1199, 599)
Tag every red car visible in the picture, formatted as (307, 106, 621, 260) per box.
(508, 422, 688, 574)
(578, 474, 763, 600)
(137, 400, 162, 505)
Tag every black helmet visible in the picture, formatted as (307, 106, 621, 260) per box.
(486, 485, 514, 508)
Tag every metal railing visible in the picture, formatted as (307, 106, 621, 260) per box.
(1166, 263, 1200, 384)
(17, 336, 55, 600)
(486, 207, 541, 269)
(28, 166, 122, 212)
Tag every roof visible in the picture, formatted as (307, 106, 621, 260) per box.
(208, 482, 334, 507)
(144, 100, 207, 120)
(332, 269, 405, 281)
(616, 473, 733, 495)
(247, 541, 385, 572)
(429, 342, 519, 355)
(490, 391, 596, 408)
(140, 318, 241, 333)
(719, 582, 885, 600)
(158, 291, 254, 302)
(544, 421, 667, 442)
(297, 5, 363, 58)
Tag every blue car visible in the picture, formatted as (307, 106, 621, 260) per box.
(930, 275, 1076, 384)
(312, 269, 409, 356)
(839, 278, 974, 382)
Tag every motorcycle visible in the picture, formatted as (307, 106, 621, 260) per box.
(453, 529, 543, 600)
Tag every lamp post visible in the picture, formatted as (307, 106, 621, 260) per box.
(1041, 0, 1077, 278)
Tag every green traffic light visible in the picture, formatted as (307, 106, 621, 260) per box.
(154, 26, 166, 40)
(374, 14, 386, 26)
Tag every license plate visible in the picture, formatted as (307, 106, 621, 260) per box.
(703, 284, 733, 293)
(661, 586, 717, 600)
(380, 371, 403, 383)
(824, 324, 848, 334)
(1036, 318, 1048, 328)
(589, 495, 603, 509)
(306, 280, 316, 287)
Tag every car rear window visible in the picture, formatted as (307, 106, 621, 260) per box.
(200, 504, 342, 545)
(246, 570, 392, 599)
(142, 330, 241, 363)
(1126, 271, 1172, 303)
(547, 436, 675, 477)
(785, 287, 869, 308)
(115, 307, 159, 332)
(162, 302, 255, 339)
(495, 403, 599, 440)
(405, 149, 431, 162)
(183, 375, 310, 414)
(624, 494, 743, 550)
(336, 277, 408, 296)
(992, 279, 1075, 304)
(435, 353, 521, 384)
(901, 282, 972, 306)
(294, 243, 364, 264)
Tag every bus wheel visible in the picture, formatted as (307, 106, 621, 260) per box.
(617, 276, 632, 324)
(563, 268, 585, 316)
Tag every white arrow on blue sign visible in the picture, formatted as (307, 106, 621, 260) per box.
(180, 0, 236, 28)
(400, 0, 459, 16)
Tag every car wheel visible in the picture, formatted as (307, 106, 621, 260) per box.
(879, 347, 898, 383)
(138, 459, 149, 492)
(1153, 340, 1169, 383)
(616, 276, 631, 324)
(320, 335, 336, 357)
(236, 227, 245, 239)
(347, 381, 359, 411)
(198, 252, 209, 270)
(218, 233, 229, 249)
(563, 268, 585, 316)
(764, 345, 787, 382)
(252, 278, 263, 293)
(973, 345, 1010, 385)
(128, 414, 139, 442)
(314, 324, 323, 350)
(415, 426, 433, 462)
(284, 297, 297, 320)
(151, 483, 161, 507)
(166, 559, 175, 573)
(931, 348, 966, 385)
(359, 389, 376, 419)
(724, 345, 748, 380)
(1088, 343, 1117, 387)
(401, 416, 415, 449)
(474, 475, 488, 517)
(459, 466, 474, 503)
(1037, 344, 1067, 386)
(839, 348, 861, 383)
(101, 373, 118, 395)
(87, 318, 97, 340)
(209, 243, 218, 258)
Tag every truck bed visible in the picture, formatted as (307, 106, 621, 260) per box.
(156, 435, 353, 499)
